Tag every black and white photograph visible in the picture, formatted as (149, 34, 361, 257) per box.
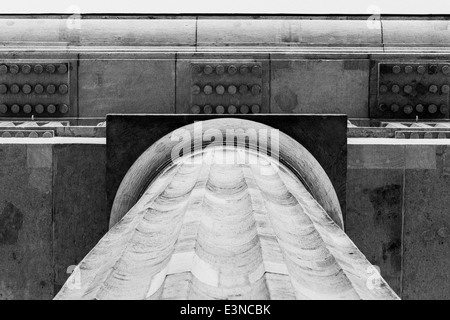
(0, 0, 449, 304)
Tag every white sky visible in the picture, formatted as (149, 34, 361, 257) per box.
(1, 0, 450, 14)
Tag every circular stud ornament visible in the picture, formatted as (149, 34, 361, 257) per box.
(215, 85, 225, 95)
(424, 132, 433, 139)
(22, 64, 31, 74)
(0, 84, 7, 94)
(438, 227, 449, 238)
(203, 85, 213, 95)
(251, 65, 262, 75)
(34, 84, 44, 94)
(391, 104, 400, 113)
(228, 85, 237, 95)
(228, 65, 237, 75)
(404, 85, 413, 94)
(240, 65, 249, 74)
(379, 85, 388, 93)
(11, 104, 20, 114)
(35, 104, 45, 114)
(429, 85, 439, 94)
(443, 65, 450, 75)
(47, 104, 56, 114)
(57, 64, 68, 74)
(191, 85, 201, 95)
(251, 104, 261, 114)
(203, 105, 213, 114)
(58, 84, 69, 94)
(392, 65, 401, 74)
(440, 105, 448, 114)
(216, 65, 225, 75)
(405, 65, 413, 74)
(216, 105, 225, 114)
(22, 84, 32, 94)
(240, 105, 249, 114)
(391, 85, 400, 93)
(15, 132, 25, 138)
(0, 65, 7, 74)
(429, 65, 438, 74)
(416, 104, 425, 113)
(251, 85, 261, 95)
(417, 65, 426, 74)
(10, 84, 20, 94)
(34, 64, 43, 74)
(403, 105, 413, 115)
(378, 104, 388, 112)
(46, 84, 56, 94)
(428, 104, 438, 114)
(228, 105, 237, 114)
(191, 65, 201, 74)
(442, 85, 450, 94)
(9, 64, 19, 74)
(46, 64, 56, 74)
(191, 105, 201, 114)
(239, 85, 248, 94)
(203, 65, 213, 75)
(59, 104, 69, 114)
(23, 104, 32, 114)
(0, 104, 7, 114)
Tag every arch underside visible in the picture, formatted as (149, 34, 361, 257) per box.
(55, 147, 399, 300)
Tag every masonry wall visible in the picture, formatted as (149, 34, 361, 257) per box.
(0, 138, 449, 299)
(0, 139, 107, 299)
(347, 139, 450, 300)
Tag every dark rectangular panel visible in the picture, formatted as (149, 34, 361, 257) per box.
(402, 145, 450, 300)
(106, 114, 347, 222)
(0, 144, 53, 300)
(346, 169, 403, 295)
(52, 144, 108, 294)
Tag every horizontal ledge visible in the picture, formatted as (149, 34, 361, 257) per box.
(348, 138, 450, 145)
(0, 137, 105, 144)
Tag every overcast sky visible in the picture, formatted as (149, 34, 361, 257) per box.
(1, 0, 450, 14)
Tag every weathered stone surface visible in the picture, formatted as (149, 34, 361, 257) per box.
(402, 145, 450, 300)
(348, 144, 405, 169)
(52, 143, 108, 294)
(346, 169, 403, 295)
(383, 20, 450, 47)
(270, 59, 369, 117)
(0, 143, 53, 300)
(0, 18, 196, 47)
(79, 57, 176, 117)
(197, 19, 381, 46)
